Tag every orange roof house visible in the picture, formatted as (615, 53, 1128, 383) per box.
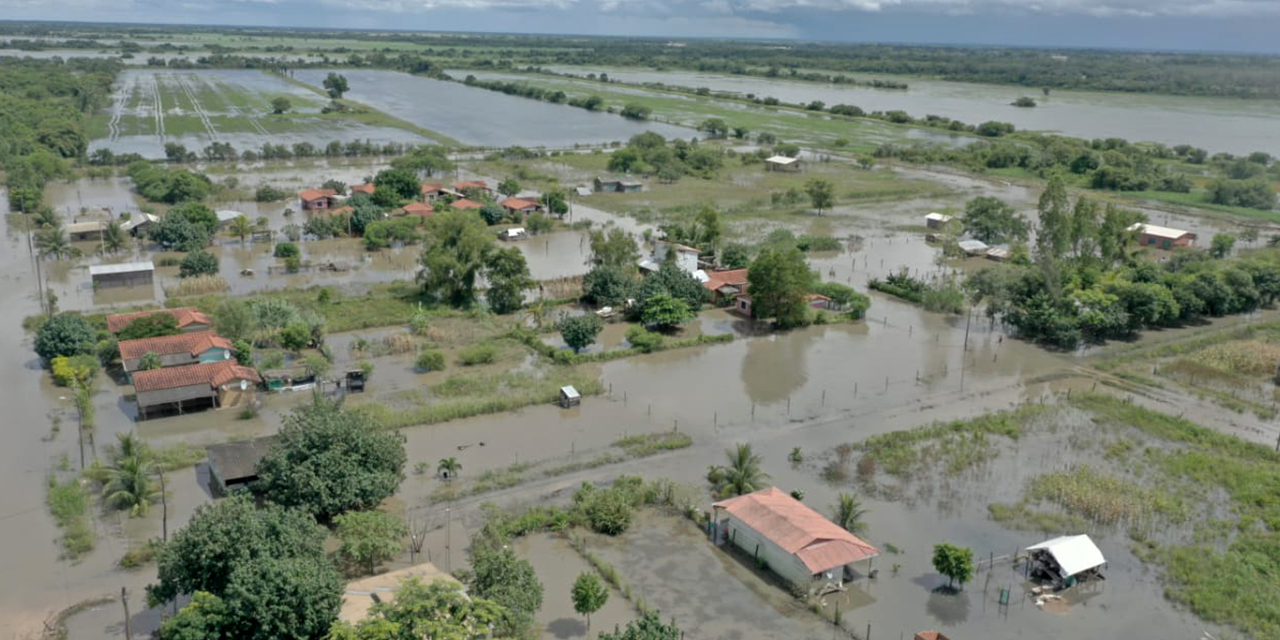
(299, 188, 338, 210)
(403, 202, 434, 217)
(350, 183, 375, 195)
(500, 197, 542, 215)
(119, 331, 235, 374)
(106, 307, 213, 334)
(704, 269, 749, 303)
(713, 487, 879, 592)
(452, 180, 489, 193)
(420, 183, 447, 201)
(133, 360, 262, 419)
(450, 198, 483, 211)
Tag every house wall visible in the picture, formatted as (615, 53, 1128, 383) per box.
(1140, 233, 1194, 249)
(653, 243, 699, 276)
(92, 270, 154, 289)
(718, 512, 813, 588)
(197, 348, 233, 364)
(217, 384, 255, 408)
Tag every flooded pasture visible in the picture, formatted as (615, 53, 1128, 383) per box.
(291, 69, 692, 148)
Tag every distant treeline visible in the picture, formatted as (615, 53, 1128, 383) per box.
(2, 23, 1279, 99)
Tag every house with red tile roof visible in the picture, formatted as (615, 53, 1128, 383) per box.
(299, 188, 338, 211)
(420, 183, 447, 202)
(350, 183, 375, 195)
(452, 180, 490, 196)
(133, 360, 261, 420)
(914, 632, 954, 640)
(106, 307, 213, 334)
(449, 198, 483, 211)
(703, 268, 749, 304)
(403, 202, 434, 218)
(118, 330, 235, 375)
(712, 487, 879, 594)
(500, 197, 542, 216)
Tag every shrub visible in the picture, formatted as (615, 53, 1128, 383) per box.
(625, 326, 664, 353)
(178, 250, 219, 278)
(51, 354, 98, 387)
(254, 184, 289, 202)
(284, 256, 301, 273)
(278, 323, 311, 351)
(273, 242, 300, 259)
(457, 343, 498, 366)
(416, 350, 446, 372)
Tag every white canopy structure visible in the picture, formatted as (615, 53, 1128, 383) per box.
(1027, 535, 1106, 578)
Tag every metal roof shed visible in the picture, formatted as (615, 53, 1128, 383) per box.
(90, 261, 155, 288)
(559, 385, 580, 408)
(1027, 534, 1106, 578)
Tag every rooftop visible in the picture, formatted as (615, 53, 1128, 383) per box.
(106, 307, 212, 333)
(403, 202, 434, 216)
(133, 360, 261, 393)
(350, 183, 376, 194)
(89, 261, 154, 277)
(765, 155, 799, 165)
(714, 487, 879, 573)
(704, 268, 749, 291)
(450, 198, 483, 210)
(1027, 534, 1106, 577)
(298, 188, 338, 201)
(1129, 222, 1192, 240)
(453, 180, 488, 191)
(118, 330, 234, 361)
(420, 182, 445, 193)
(66, 220, 106, 234)
(215, 210, 244, 224)
(501, 196, 538, 210)
(339, 563, 461, 622)
(206, 435, 278, 484)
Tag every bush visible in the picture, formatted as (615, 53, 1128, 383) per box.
(273, 242, 300, 259)
(457, 343, 498, 366)
(254, 185, 289, 202)
(178, 250, 219, 278)
(579, 485, 634, 536)
(51, 355, 98, 387)
(416, 350, 446, 372)
(278, 323, 311, 351)
(35, 314, 95, 363)
(625, 326, 664, 353)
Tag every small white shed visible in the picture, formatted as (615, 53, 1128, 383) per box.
(765, 155, 801, 172)
(559, 385, 581, 408)
(1026, 534, 1106, 584)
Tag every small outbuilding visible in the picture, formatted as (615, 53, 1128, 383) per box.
(420, 183, 447, 201)
(90, 262, 154, 289)
(449, 198, 483, 211)
(575, 186, 593, 197)
(500, 196, 542, 216)
(350, 182, 376, 195)
(453, 180, 491, 196)
(133, 360, 261, 420)
(924, 212, 954, 230)
(67, 220, 107, 242)
(1026, 534, 1106, 587)
(206, 435, 278, 495)
(403, 202, 434, 218)
(215, 210, 244, 228)
(594, 177, 643, 193)
(559, 385, 581, 408)
(957, 239, 990, 257)
(765, 155, 801, 172)
(120, 213, 159, 236)
(1128, 223, 1196, 250)
(500, 227, 528, 241)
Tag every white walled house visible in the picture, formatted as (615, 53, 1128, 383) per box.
(712, 487, 880, 594)
(641, 241, 707, 282)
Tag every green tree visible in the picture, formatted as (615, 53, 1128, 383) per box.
(328, 579, 508, 640)
(391, 145, 454, 177)
(138, 351, 162, 371)
(479, 202, 506, 225)
(699, 118, 728, 138)
(117, 314, 180, 341)
(932, 542, 975, 589)
(149, 495, 328, 604)
(220, 554, 343, 640)
(804, 179, 835, 215)
(636, 262, 708, 313)
(1035, 175, 1071, 299)
(323, 72, 349, 99)
(961, 196, 1028, 244)
(35, 313, 95, 362)
(160, 591, 227, 640)
(485, 247, 533, 314)
(747, 247, 812, 328)
(417, 209, 495, 306)
(497, 178, 521, 197)
(101, 220, 127, 254)
(469, 543, 544, 638)
(437, 457, 461, 479)
(101, 438, 158, 516)
(640, 292, 692, 331)
(720, 243, 750, 269)
(571, 571, 608, 629)
(1069, 196, 1101, 258)
(706, 443, 769, 498)
(254, 399, 407, 521)
(270, 97, 292, 114)
(35, 226, 74, 259)
(179, 250, 219, 278)
(589, 228, 640, 270)
(214, 299, 257, 343)
(831, 492, 868, 535)
(583, 266, 639, 307)
(598, 612, 682, 640)
(559, 314, 604, 353)
(620, 103, 652, 120)
(1211, 233, 1237, 259)
(335, 510, 405, 576)
(227, 215, 254, 243)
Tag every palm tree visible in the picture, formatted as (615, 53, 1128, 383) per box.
(32, 206, 60, 229)
(102, 453, 158, 516)
(438, 457, 461, 480)
(523, 298, 549, 329)
(831, 492, 868, 535)
(101, 220, 127, 254)
(36, 226, 76, 260)
(227, 215, 254, 243)
(114, 432, 151, 463)
(707, 443, 769, 498)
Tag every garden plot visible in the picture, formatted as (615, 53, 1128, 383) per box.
(88, 68, 430, 158)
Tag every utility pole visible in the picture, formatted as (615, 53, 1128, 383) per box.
(446, 506, 452, 573)
(158, 467, 168, 542)
(121, 587, 132, 640)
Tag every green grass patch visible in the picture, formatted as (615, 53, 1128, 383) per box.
(612, 432, 693, 457)
(1119, 189, 1280, 224)
(47, 477, 94, 560)
(856, 405, 1047, 477)
(986, 502, 1089, 533)
(1027, 466, 1191, 526)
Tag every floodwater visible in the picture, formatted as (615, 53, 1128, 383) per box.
(291, 69, 693, 148)
(545, 65, 1280, 157)
(90, 68, 430, 159)
(512, 534, 636, 639)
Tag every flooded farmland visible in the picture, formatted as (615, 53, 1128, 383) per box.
(544, 65, 1280, 157)
(291, 69, 693, 148)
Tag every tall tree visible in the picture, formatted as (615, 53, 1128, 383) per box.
(1069, 195, 1101, 259)
(746, 247, 812, 328)
(227, 215, 254, 243)
(219, 555, 343, 640)
(485, 247, 534, 315)
(571, 571, 608, 629)
(588, 228, 640, 270)
(417, 209, 495, 306)
(932, 543, 975, 589)
(559, 314, 604, 353)
(334, 510, 405, 576)
(101, 220, 127, 254)
(804, 179, 835, 215)
(469, 543, 544, 638)
(497, 178, 521, 197)
(706, 443, 770, 498)
(323, 72, 349, 99)
(961, 196, 1028, 244)
(1035, 175, 1071, 299)
(831, 492, 868, 535)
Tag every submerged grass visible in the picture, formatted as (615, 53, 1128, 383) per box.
(1027, 466, 1191, 526)
(47, 477, 94, 560)
(612, 432, 693, 457)
(856, 405, 1048, 477)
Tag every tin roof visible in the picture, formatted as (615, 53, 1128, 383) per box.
(1026, 535, 1105, 577)
(1128, 222, 1192, 240)
(714, 487, 879, 573)
(89, 261, 154, 277)
(206, 436, 278, 484)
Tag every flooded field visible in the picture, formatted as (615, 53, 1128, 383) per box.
(88, 68, 430, 159)
(543, 66, 1280, 157)
(292, 69, 692, 148)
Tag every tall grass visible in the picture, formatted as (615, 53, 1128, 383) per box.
(613, 432, 693, 457)
(47, 477, 94, 560)
(354, 370, 604, 429)
(856, 405, 1047, 477)
(165, 275, 229, 297)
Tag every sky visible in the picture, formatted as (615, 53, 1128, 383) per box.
(3, 0, 1279, 54)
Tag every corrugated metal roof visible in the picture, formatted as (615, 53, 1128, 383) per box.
(766, 155, 798, 165)
(1027, 535, 1105, 577)
(714, 487, 879, 573)
(89, 262, 154, 277)
(1128, 222, 1191, 240)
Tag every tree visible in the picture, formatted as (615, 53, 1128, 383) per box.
(469, 543, 544, 638)
(101, 220, 127, 254)
(270, 97, 292, 114)
(323, 72, 349, 99)
(497, 178, 521, 198)
(636, 262, 708, 313)
(254, 399, 407, 521)
(391, 145, 454, 177)
(227, 215, 254, 243)
(1211, 233, 1237, 259)
(179, 250, 219, 278)
(417, 209, 495, 307)
(35, 226, 74, 259)
(831, 493, 868, 535)
(220, 555, 343, 640)
(598, 612, 683, 640)
(706, 443, 769, 498)
(932, 543, 975, 589)
(138, 351, 162, 371)
(804, 179, 835, 215)
(699, 118, 728, 138)
(335, 510, 405, 576)
(35, 313, 95, 362)
(328, 579, 509, 640)
(437, 457, 461, 479)
(589, 228, 639, 270)
(542, 188, 570, 217)
(747, 247, 812, 328)
(620, 103, 652, 120)
(720, 243, 750, 269)
(479, 202, 506, 225)
(485, 247, 533, 315)
(117, 314, 180, 341)
(372, 169, 419, 207)
(571, 571, 608, 629)
(961, 196, 1028, 244)
(583, 266, 639, 307)
(640, 292, 692, 331)
(101, 438, 158, 516)
(149, 495, 329, 605)
(160, 591, 227, 640)
(559, 314, 604, 353)
(1035, 175, 1071, 299)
